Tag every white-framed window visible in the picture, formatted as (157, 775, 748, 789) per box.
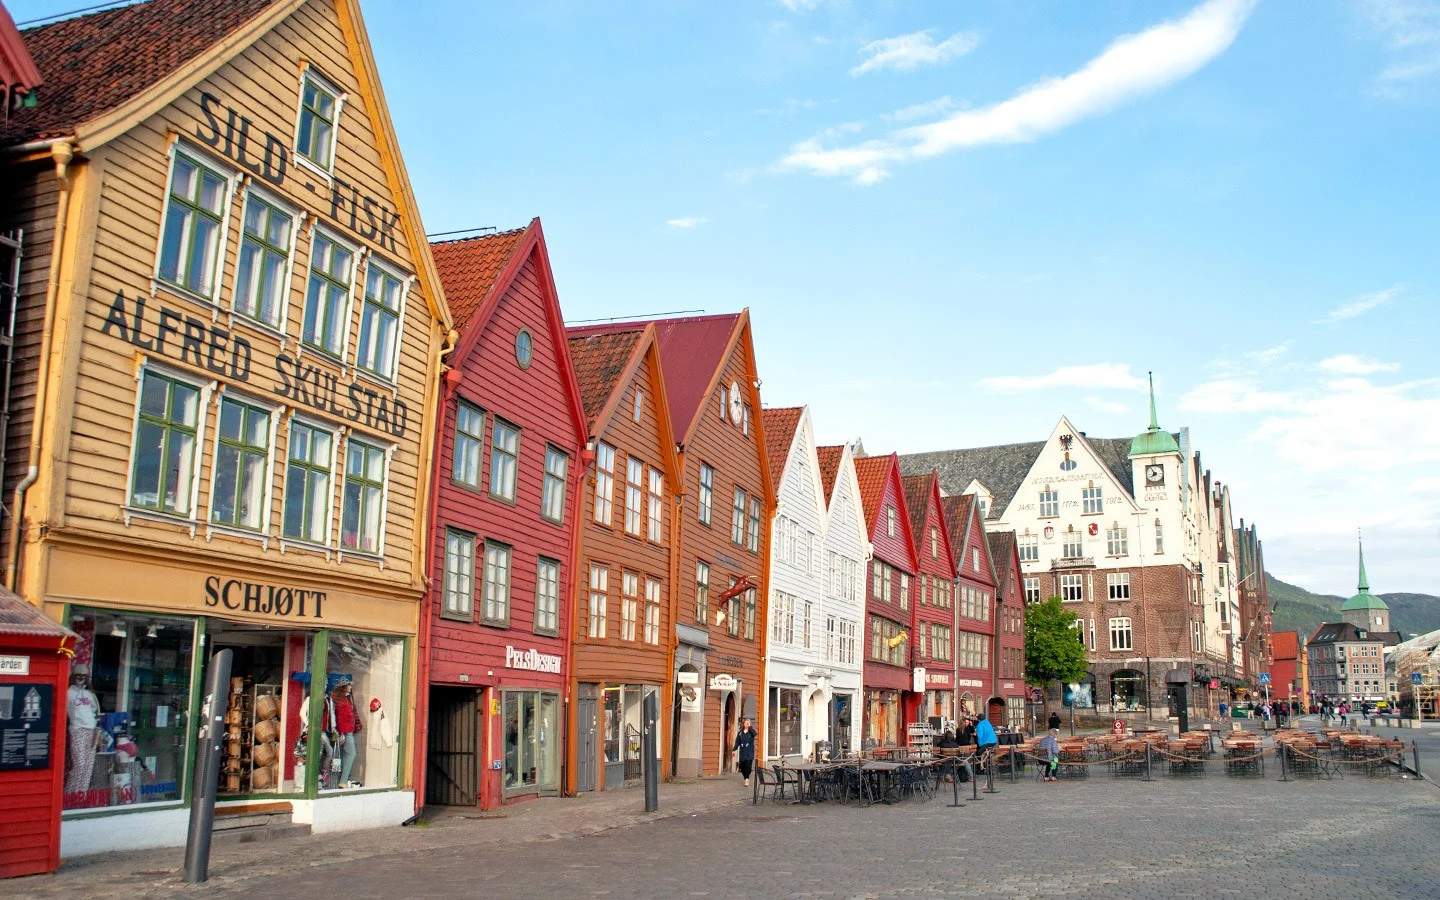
(644, 578, 661, 645)
(1070, 619, 1085, 647)
(1106, 527, 1129, 557)
(625, 457, 644, 536)
(1062, 531, 1084, 559)
(621, 572, 639, 641)
(356, 260, 407, 380)
(977, 497, 988, 518)
(233, 189, 296, 328)
(588, 564, 608, 638)
(1107, 573, 1131, 601)
(972, 547, 980, 572)
(887, 506, 896, 537)
(694, 561, 710, 626)
(774, 592, 795, 645)
(1039, 489, 1059, 517)
(632, 387, 644, 423)
(341, 437, 387, 555)
(535, 557, 560, 635)
(1018, 534, 1039, 562)
(210, 395, 272, 532)
(827, 615, 838, 661)
(442, 529, 475, 620)
(301, 227, 356, 357)
(129, 367, 204, 517)
(1082, 485, 1103, 514)
(747, 496, 762, 553)
(1109, 617, 1133, 651)
(452, 401, 484, 488)
(489, 419, 520, 503)
(482, 541, 511, 626)
(282, 418, 333, 544)
(156, 146, 232, 301)
(842, 619, 858, 664)
(593, 443, 615, 525)
(295, 69, 343, 173)
(541, 445, 567, 524)
(899, 573, 910, 611)
(802, 600, 813, 650)
(731, 487, 746, 546)
(930, 527, 938, 559)
(647, 468, 664, 542)
(1154, 520, 1165, 555)
(1061, 573, 1084, 602)
(698, 464, 714, 525)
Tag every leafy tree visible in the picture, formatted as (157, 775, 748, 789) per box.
(1025, 597, 1089, 707)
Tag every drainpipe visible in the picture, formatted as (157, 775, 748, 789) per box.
(8, 141, 74, 593)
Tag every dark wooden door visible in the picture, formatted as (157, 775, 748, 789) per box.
(577, 695, 597, 792)
(426, 687, 479, 806)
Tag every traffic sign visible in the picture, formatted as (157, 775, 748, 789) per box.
(1258, 673, 1271, 685)
(1412, 673, 1424, 685)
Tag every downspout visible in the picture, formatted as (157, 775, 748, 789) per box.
(411, 326, 459, 811)
(8, 141, 74, 593)
(561, 438, 592, 797)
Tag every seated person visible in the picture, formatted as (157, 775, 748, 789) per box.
(936, 730, 960, 750)
(1037, 728, 1061, 782)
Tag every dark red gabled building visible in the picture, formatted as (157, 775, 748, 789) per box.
(854, 453, 919, 748)
(987, 531, 1028, 730)
(940, 494, 998, 719)
(901, 472, 959, 727)
(419, 220, 587, 810)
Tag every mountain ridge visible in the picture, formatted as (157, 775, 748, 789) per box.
(1266, 574, 1440, 640)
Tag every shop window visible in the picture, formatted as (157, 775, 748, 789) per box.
(302, 228, 355, 358)
(211, 396, 271, 531)
(63, 609, 194, 810)
(233, 190, 294, 327)
(356, 261, 405, 380)
(503, 690, 559, 795)
(321, 632, 403, 791)
(442, 529, 475, 620)
(541, 446, 567, 524)
(157, 147, 229, 299)
(767, 687, 802, 758)
(489, 419, 520, 503)
(208, 622, 298, 797)
(698, 464, 713, 525)
(295, 70, 342, 172)
(341, 438, 387, 555)
(535, 557, 560, 635)
(452, 401, 484, 489)
(593, 443, 615, 525)
(283, 420, 333, 544)
(482, 541, 512, 626)
(130, 369, 201, 516)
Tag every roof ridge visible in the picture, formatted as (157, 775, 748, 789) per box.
(429, 225, 529, 246)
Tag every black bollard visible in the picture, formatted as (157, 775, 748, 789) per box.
(642, 691, 659, 812)
(947, 759, 964, 807)
(1414, 741, 1423, 780)
(972, 759, 980, 801)
(183, 649, 233, 883)
(1141, 742, 1154, 782)
(1009, 744, 1017, 784)
(1278, 743, 1289, 782)
(983, 752, 998, 794)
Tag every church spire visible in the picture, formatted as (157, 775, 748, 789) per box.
(1148, 371, 1160, 431)
(1357, 530, 1369, 593)
(1128, 371, 1180, 457)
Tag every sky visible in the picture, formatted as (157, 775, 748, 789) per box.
(14, 0, 1440, 597)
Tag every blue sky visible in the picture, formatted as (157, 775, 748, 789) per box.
(16, 0, 1440, 598)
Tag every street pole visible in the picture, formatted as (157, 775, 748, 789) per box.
(183, 649, 233, 883)
(642, 690, 659, 813)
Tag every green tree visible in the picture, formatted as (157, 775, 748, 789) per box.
(1025, 597, 1089, 709)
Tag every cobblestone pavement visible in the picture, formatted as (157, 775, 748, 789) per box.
(8, 764, 1437, 899)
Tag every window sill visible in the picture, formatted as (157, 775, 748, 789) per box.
(227, 309, 290, 347)
(280, 537, 332, 559)
(123, 507, 198, 536)
(294, 154, 335, 184)
(488, 491, 519, 508)
(205, 521, 271, 550)
(480, 618, 512, 629)
(153, 278, 223, 315)
(439, 611, 474, 623)
(352, 364, 399, 395)
(338, 549, 385, 568)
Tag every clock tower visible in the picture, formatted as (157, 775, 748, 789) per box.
(1128, 372, 1181, 493)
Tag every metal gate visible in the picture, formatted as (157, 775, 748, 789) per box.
(426, 686, 479, 806)
(577, 685, 597, 792)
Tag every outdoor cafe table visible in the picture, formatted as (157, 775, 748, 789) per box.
(859, 760, 908, 804)
(784, 761, 839, 804)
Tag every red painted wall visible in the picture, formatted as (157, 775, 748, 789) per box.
(0, 634, 70, 879)
(956, 504, 998, 708)
(911, 482, 958, 704)
(863, 461, 918, 697)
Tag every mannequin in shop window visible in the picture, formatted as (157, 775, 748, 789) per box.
(325, 677, 364, 788)
(65, 664, 102, 795)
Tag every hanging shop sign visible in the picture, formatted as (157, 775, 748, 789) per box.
(912, 667, 927, 693)
(709, 674, 738, 692)
(676, 671, 699, 685)
(0, 683, 53, 770)
(503, 646, 562, 674)
(679, 684, 701, 712)
(204, 576, 327, 619)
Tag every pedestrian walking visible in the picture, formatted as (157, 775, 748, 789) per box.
(1047, 710, 1061, 732)
(732, 717, 757, 787)
(1037, 728, 1061, 782)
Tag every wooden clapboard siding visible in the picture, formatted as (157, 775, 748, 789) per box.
(12, 0, 445, 614)
(905, 474, 958, 703)
(860, 456, 919, 696)
(820, 446, 868, 685)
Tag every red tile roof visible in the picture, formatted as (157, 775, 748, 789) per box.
(430, 224, 530, 335)
(3, 0, 276, 146)
(852, 454, 893, 533)
(568, 313, 741, 441)
(816, 445, 843, 505)
(986, 531, 1017, 595)
(1271, 631, 1300, 660)
(566, 328, 644, 425)
(939, 494, 975, 565)
(760, 406, 802, 489)
(900, 473, 934, 542)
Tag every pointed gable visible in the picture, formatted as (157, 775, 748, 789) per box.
(761, 406, 803, 490)
(939, 494, 974, 568)
(431, 226, 528, 333)
(986, 531, 1018, 596)
(854, 453, 918, 572)
(816, 445, 844, 505)
(900, 473, 933, 541)
(567, 329, 644, 425)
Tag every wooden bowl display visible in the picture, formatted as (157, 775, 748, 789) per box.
(251, 765, 276, 789)
(252, 741, 278, 768)
(255, 695, 280, 721)
(253, 718, 279, 744)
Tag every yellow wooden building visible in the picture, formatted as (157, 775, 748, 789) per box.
(0, 0, 451, 854)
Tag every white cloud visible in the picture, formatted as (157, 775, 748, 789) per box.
(1250, 342, 1292, 365)
(1362, 0, 1440, 90)
(779, 0, 822, 13)
(981, 363, 1149, 393)
(1316, 283, 1404, 324)
(881, 96, 957, 123)
(1249, 377, 1440, 473)
(1084, 396, 1129, 415)
(778, 0, 1255, 184)
(1317, 354, 1401, 375)
(666, 217, 708, 229)
(852, 30, 980, 77)
(1180, 378, 1298, 414)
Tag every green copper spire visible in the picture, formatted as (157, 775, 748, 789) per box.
(1357, 534, 1370, 593)
(1129, 371, 1181, 457)
(1341, 532, 1387, 612)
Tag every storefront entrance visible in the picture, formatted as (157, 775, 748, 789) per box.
(602, 684, 654, 788)
(721, 692, 735, 773)
(767, 685, 802, 759)
(830, 693, 853, 757)
(425, 686, 479, 807)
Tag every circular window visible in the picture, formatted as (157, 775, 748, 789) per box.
(515, 328, 533, 369)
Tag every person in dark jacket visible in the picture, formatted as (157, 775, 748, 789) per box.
(1047, 711, 1062, 732)
(732, 718, 757, 786)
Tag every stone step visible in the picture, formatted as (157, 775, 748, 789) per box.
(212, 822, 313, 846)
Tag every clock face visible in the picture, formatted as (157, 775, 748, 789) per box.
(1146, 464, 1164, 484)
(729, 380, 743, 423)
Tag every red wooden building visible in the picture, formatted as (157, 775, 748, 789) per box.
(419, 220, 587, 810)
(901, 473, 959, 727)
(940, 494, 998, 719)
(987, 531, 1028, 729)
(854, 453, 919, 747)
